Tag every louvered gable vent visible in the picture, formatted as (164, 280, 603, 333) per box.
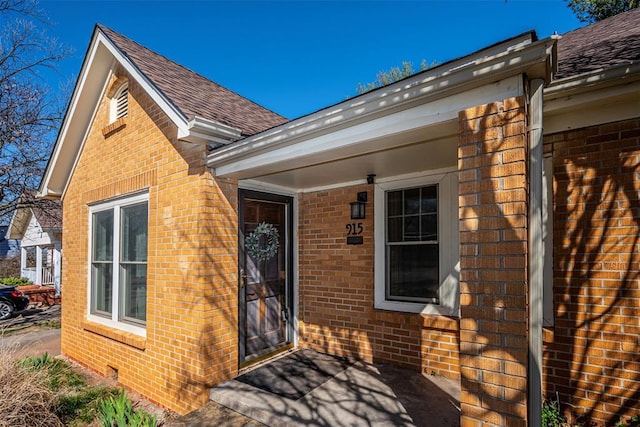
(115, 85, 128, 119)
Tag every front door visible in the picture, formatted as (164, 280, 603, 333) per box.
(239, 190, 293, 363)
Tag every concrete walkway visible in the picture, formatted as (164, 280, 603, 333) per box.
(210, 351, 460, 427)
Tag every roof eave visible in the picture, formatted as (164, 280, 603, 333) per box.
(545, 60, 640, 100)
(180, 116, 243, 145)
(6, 208, 32, 240)
(207, 34, 556, 169)
(39, 26, 243, 200)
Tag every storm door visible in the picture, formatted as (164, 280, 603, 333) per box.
(239, 190, 293, 363)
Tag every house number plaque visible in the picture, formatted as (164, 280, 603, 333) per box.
(346, 222, 364, 245)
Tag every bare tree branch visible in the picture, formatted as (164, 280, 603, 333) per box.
(0, 0, 69, 224)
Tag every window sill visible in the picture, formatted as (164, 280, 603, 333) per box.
(82, 320, 146, 350)
(102, 117, 127, 137)
(374, 300, 458, 317)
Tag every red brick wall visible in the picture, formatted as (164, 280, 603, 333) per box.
(457, 96, 529, 426)
(298, 185, 460, 379)
(544, 118, 640, 425)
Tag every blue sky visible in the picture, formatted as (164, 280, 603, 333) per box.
(40, 0, 583, 119)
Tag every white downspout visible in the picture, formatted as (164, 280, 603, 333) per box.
(528, 77, 545, 426)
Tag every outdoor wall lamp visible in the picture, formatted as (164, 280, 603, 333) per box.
(350, 192, 368, 220)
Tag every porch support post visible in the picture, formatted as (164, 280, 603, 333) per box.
(528, 78, 545, 426)
(35, 245, 43, 286)
(53, 243, 62, 295)
(458, 94, 530, 426)
(20, 246, 27, 278)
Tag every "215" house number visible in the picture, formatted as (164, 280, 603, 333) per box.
(346, 223, 364, 245)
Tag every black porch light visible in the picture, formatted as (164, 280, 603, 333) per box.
(350, 191, 368, 220)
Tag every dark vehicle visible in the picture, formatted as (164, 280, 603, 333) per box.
(0, 286, 29, 321)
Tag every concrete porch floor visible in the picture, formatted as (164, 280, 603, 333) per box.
(209, 349, 461, 427)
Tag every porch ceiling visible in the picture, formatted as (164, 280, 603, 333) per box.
(241, 124, 458, 191)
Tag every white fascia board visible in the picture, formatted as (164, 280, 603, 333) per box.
(39, 33, 110, 200)
(213, 75, 523, 178)
(182, 116, 242, 144)
(544, 61, 640, 101)
(208, 35, 555, 172)
(41, 28, 239, 199)
(543, 62, 640, 134)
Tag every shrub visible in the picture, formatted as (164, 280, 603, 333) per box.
(542, 395, 567, 427)
(0, 276, 32, 287)
(96, 387, 157, 427)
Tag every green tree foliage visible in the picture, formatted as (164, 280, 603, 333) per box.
(565, 0, 639, 22)
(356, 59, 437, 95)
(0, 0, 69, 221)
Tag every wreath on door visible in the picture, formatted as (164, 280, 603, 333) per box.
(245, 222, 280, 261)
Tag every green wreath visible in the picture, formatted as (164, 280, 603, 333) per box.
(245, 222, 280, 261)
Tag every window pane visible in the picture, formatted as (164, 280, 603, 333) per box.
(404, 215, 420, 241)
(121, 203, 148, 262)
(387, 244, 439, 301)
(387, 217, 402, 242)
(122, 264, 146, 323)
(387, 191, 403, 216)
(25, 247, 36, 268)
(421, 186, 438, 213)
(421, 213, 438, 241)
(93, 210, 113, 261)
(404, 188, 420, 215)
(92, 263, 113, 314)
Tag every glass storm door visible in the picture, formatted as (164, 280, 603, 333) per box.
(239, 190, 293, 363)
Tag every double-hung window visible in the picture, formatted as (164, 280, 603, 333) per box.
(89, 192, 148, 335)
(374, 172, 459, 316)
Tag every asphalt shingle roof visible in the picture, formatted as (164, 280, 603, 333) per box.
(99, 25, 288, 137)
(556, 7, 640, 79)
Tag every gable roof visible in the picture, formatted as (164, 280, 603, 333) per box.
(39, 25, 289, 199)
(7, 190, 62, 240)
(556, 7, 640, 79)
(99, 26, 287, 137)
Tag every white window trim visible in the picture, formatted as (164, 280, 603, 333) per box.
(87, 192, 148, 337)
(543, 156, 554, 327)
(374, 170, 459, 317)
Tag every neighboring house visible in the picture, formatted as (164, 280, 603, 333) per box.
(7, 193, 62, 294)
(38, 9, 639, 426)
(0, 226, 20, 260)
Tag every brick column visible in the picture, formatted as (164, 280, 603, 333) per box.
(457, 96, 529, 426)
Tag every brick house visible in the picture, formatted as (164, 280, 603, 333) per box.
(39, 9, 639, 426)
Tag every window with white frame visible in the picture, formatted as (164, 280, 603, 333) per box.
(89, 192, 148, 335)
(374, 172, 459, 316)
(110, 82, 128, 123)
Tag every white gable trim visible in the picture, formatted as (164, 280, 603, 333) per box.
(39, 27, 239, 200)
